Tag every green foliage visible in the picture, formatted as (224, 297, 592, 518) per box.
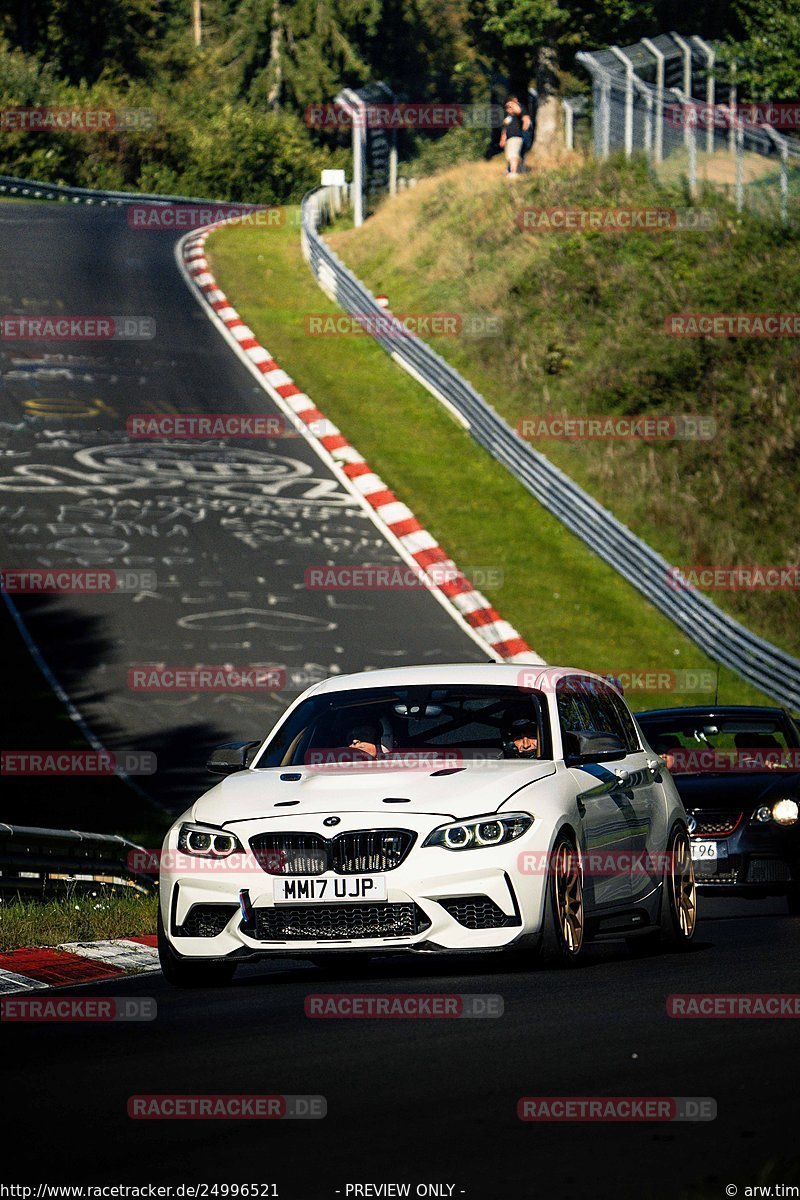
(1, 0, 796, 210)
(408, 124, 491, 176)
(0, 32, 340, 201)
(724, 0, 800, 99)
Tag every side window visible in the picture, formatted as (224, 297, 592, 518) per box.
(607, 692, 640, 753)
(556, 676, 635, 751)
(556, 682, 596, 740)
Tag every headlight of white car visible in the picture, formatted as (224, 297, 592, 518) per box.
(177, 822, 243, 857)
(422, 813, 533, 851)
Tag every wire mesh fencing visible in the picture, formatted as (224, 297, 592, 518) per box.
(574, 36, 800, 225)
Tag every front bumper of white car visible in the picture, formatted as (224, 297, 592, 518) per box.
(159, 810, 551, 959)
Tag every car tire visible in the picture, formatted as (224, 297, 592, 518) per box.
(658, 825, 697, 951)
(537, 831, 585, 967)
(157, 908, 237, 988)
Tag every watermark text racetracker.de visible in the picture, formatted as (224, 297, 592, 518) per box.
(664, 313, 800, 337)
(517, 1096, 716, 1122)
(518, 850, 687, 877)
(0, 316, 155, 341)
(304, 564, 503, 591)
(127, 415, 286, 439)
(304, 993, 503, 1018)
(2, 569, 156, 594)
(129, 203, 288, 230)
(127, 666, 286, 692)
(0, 1190, 281, 1199)
(1, 750, 156, 776)
(516, 668, 717, 694)
(668, 565, 800, 591)
(666, 101, 800, 131)
(0, 997, 157, 1022)
(516, 414, 715, 441)
(667, 994, 800, 1018)
(518, 207, 717, 233)
(305, 101, 502, 129)
(304, 312, 502, 339)
(127, 1095, 325, 1119)
(0, 107, 155, 131)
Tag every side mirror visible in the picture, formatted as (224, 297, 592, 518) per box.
(564, 730, 626, 764)
(206, 740, 262, 775)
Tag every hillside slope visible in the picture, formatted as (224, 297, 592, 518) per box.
(329, 156, 800, 658)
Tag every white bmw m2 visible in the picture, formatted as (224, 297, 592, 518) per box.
(158, 665, 697, 985)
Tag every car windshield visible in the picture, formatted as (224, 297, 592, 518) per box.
(255, 684, 551, 769)
(637, 713, 799, 774)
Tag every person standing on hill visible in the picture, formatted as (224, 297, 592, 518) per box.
(499, 96, 532, 177)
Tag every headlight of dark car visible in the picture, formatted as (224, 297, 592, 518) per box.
(751, 799, 799, 826)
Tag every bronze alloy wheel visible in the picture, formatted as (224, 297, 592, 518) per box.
(554, 840, 584, 953)
(669, 829, 697, 940)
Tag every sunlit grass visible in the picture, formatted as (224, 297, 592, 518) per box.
(207, 210, 774, 709)
(0, 890, 159, 952)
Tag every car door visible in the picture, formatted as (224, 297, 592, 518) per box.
(602, 688, 664, 901)
(558, 677, 658, 909)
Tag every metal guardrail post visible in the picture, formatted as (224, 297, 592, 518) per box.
(633, 76, 655, 159)
(641, 38, 665, 163)
(669, 88, 696, 191)
(728, 61, 737, 154)
(763, 126, 790, 225)
(563, 99, 575, 151)
(735, 117, 745, 211)
(609, 46, 635, 157)
(671, 33, 694, 148)
(600, 74, 612, 157)
(576, 53, 612, 159)
(691, 35, 716, 155)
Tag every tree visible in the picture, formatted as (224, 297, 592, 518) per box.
(467, 0, 564, 95)
(724, 0, 800, 99)
(219, 0, 380, 110)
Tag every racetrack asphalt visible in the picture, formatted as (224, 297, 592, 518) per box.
(4, 898, 799, 1197)
(0, 201, 487, 813)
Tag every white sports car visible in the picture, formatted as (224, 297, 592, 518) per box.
(158, 664, 697, 985)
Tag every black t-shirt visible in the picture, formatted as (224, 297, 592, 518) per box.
(504, 112, 526, 139)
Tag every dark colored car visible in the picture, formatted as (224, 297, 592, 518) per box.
(636, 706, 800, 913)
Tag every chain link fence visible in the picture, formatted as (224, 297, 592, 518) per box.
(575, 35, 800, 224)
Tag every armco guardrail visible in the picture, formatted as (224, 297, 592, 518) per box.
(301, 186, 800, 709)
(0, 172, 242, 207)
(0, 824, 156, 895)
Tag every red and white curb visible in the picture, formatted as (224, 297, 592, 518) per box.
(176, 225, 543, 665)
(0, 936, 158, 994)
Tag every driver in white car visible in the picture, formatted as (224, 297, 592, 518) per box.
(347, 722, 383, 759)
(503, 715, 540, 759)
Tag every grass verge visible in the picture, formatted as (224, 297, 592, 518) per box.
(206, 215, 774, 709)
(0, 891, 159, 953)
(328, 155, 800, 659)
